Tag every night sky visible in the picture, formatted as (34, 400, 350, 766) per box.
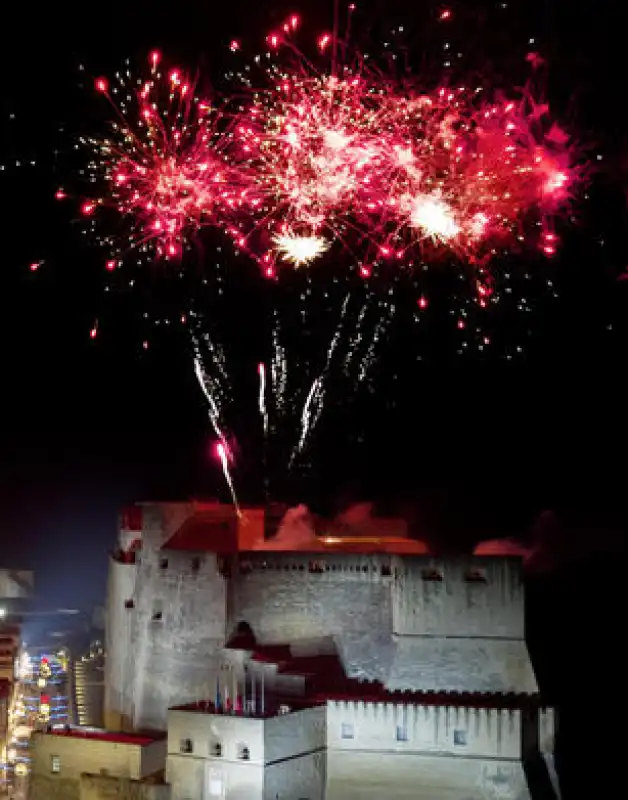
(0, 0, 626, 616)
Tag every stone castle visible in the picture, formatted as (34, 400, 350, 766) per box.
(104, 501, 559, 799)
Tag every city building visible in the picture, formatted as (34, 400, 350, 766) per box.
(28, 726, 168, 800)
(74, 642, 105, 728)
(104, 501, 558, 799)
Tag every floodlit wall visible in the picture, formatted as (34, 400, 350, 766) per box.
(105, 503, 229, 731)
(106, 501, 535, 731)
(104, 557, 137, 731)
(166, 707, 326, 800)
(229, 553, 394, 643)
(392, 556, 525, 638)
(79, 774, 171, 800)
(326, 700, 529, 800)
(28, 732, 166, 800)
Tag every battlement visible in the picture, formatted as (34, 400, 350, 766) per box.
(327, 699, 524, 759)
(237, 552, 396, 578)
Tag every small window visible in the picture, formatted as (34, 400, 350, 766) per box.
(151, 600, 163, 622)
(211, 742, 222, 757)
(454, 729, 467, 746)
(465, 568, 487, 583)
(191, 557, 201, 573)
(341, 722, 354, 739)
(124, 599, 134, 610)
(308, 560, 325, 573)
(396, 725, 408, 742)
(180, 738, 194, 754)
(159, 557, 168, 570)
(238, 744, 250, 760)
(381, 564, 392, 576)
(51, 755, 60, 773)
(421, 567, 443, 582)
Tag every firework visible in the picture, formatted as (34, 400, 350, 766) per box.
(225, 18, 577, 276)
(65, 8, 584, 502)
(78, 52, 251, 263)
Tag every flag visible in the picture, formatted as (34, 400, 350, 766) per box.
(224, 684, 231, 712)
(215, 676, 221, 712)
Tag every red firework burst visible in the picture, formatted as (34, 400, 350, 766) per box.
(80, 52, 251, 262)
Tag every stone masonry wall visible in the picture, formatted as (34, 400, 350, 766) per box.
(29, 774, 80, 800)
(392, 556, 525, 638)
(130, 548, 227, 730)
(229, 553, 393, 643)
(80, 774, 171, 800)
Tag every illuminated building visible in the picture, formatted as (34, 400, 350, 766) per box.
(104, 502, 558, 799)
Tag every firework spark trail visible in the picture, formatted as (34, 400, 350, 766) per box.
(192, 348, 241, 515)
(271, 318, 288, 414)
(257, 362, 268, 435)
(216, 441, 241, 516)
(291, 376, 324, 466)
(288, 293, 352, 465)
(356, 302, 396, 383)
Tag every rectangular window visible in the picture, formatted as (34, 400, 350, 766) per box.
(159, 557, 169, 570)
(396, 725, 408, 741)
(180, 738, 194, 754)
(51, 755, 60, 773)
(340, 722, 354, 739)
(191, 557, 201, 573)
(151, 600, 163, 622)
(454, 729, 467, 746)
(124, 599, 134, 609)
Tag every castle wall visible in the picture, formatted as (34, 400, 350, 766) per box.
(326, 700, 523, 759)
(326, 752, 530, 800)
(392, 557, 524, 638)
(263, 752, 325, 800)
(106, 502, 232, 732)
(130, 548, 227, 730)
(104, 557, 137, 731)
(229, 553, 394, 643)
(167, 707, 326, 800)
(326, 700, 529, 800)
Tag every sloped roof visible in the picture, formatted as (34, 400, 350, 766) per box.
(338, 634, 538, 695)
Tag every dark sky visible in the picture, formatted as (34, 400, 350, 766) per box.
(0, 0, 626, 610)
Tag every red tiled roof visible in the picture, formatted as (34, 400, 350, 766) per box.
(161, 512, 239, 553)
(45, 727, 162, 746)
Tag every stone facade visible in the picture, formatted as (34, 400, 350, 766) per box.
(105, 503, 538, 733)
(80, 774, 170, 800)
(28, 729, 167, 800)
(166, 705, 326, 800)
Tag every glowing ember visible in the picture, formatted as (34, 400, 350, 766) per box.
(408, 194, 460, 242)
(82, 54, 250, 261)
(273, 231, 330, 266)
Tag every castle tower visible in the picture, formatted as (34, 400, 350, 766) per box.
(104, 502, 236, 731)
